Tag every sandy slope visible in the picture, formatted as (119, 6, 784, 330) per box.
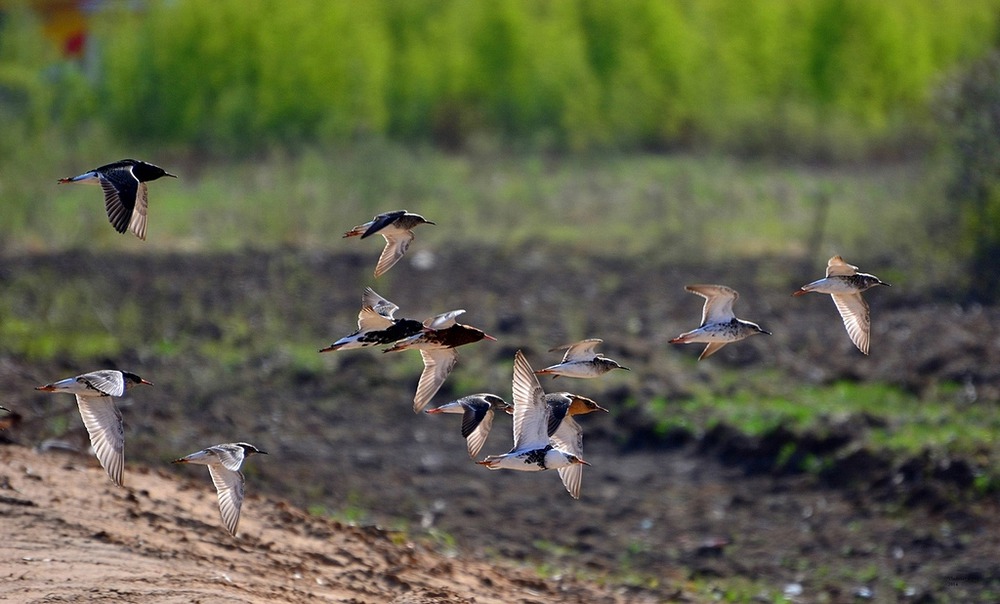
(0, 444, 641, 604)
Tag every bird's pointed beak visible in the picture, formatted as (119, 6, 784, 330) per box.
(483, 333, 497, 341)
(35, 384, 56, 392)
(171, 458, 187, 464)
(761, 329, 772, 335)
(258, 451, 269, 455)
(620, 366, 631, 371)
(578, 458, 592, 466)
(425, 408, 444, 414)
(140, 378, 154, 386)
(165, 172, 178, 178)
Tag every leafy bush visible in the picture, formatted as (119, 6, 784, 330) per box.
(64, 0, 1000, 156)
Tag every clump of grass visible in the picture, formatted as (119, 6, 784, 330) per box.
(646, 378, 1000, 481)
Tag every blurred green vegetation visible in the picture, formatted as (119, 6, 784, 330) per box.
(935, 50, 1000, 302)
(3, 0, 1000, 156)
(0, 143, 959, 290)
(643, 377, 1000, 499)
(0, 1, 997, 297)
(649, 379, 1000, 463)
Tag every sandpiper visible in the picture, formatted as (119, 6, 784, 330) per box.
(384, 309, 496, 413)
(58, 159, 176, 240)
(534, 338, 629, 378)
(35, 370, 153, 487)
(172, 442, 267, 537)
(544, 393, 607, 439)
(319, 287, 424, 352)
(497, 392, 608, 437)
(670, 284, 770, 360)
(425, 393, 511, 458)
(543, 393, 606, 498)
(476, 350, 591, 499)
(0, 405, 20, 431)
(793, 255, 889, 355)
(343, 210, 435, 277)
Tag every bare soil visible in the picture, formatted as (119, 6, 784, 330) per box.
(2, 247, 999, 602)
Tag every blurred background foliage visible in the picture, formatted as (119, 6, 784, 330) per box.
(1, 0, 1000, 298)
(3, 0, 999, 156)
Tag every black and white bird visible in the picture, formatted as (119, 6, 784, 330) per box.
(476, 351, 591, 498)
(172, 442, 267, 537)
(319, 287, 424, 352)
(343, 210, 435, 277)
(35, 370, 153, 487)
(793, 255, 889, 355)
(58, 159, 176, 240)
(384, 309, 496, 413)
(669, 284, 770, 360)
(425, 393, 512, 458)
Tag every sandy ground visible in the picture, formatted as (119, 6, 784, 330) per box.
(0, 443, 650, 604)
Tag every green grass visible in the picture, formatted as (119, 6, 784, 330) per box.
(0, 142, 961, 291)
(10, 0, 999, 155)
(646, 378, 1000, 483)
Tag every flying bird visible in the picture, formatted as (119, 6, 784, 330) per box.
(669, 284, 770, 360)
(0, 405, 21, 431)
(542, 392, 607, 498)
(793, 255, 889, 355)
(498, 391, 608, 437)
(476, 350, 591, 499)
(58, 159, 176, 240)
(543, 393, 607, 440)
(35, 370, 153, 487)
(343, 210, 435, 277)
(172, 442, 267, 537)
(384, 309, 496, 413)
(425, 394, 512, 458)
(319, 287, 424, 352)
(534, 338, 629, 378)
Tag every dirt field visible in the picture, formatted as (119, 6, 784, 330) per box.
(0, 443, 648, 603)
(2, 248, 999, 602)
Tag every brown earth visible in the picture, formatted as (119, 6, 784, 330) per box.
(2, 248, 1000, 602)
(0, 443, 642, 603)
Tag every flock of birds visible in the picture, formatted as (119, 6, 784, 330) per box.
(14, 158, 890, 537)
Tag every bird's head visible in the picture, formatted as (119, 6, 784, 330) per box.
(122, 372, 154, 388)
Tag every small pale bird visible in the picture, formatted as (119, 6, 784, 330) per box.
(172, 442, 267, 537)
(384, 309, 496, 413)
(58, 159, 176, 240)
(425, 394, 512, 458)
(343, 210, 435, 277)
(793, 255, 890, 355)
(319, 287, 424, 352)
(35, 370, 153, 487)
(476, 350, 591, 499)
(670, 284, 770, 360)
(534, 338, 629, 378)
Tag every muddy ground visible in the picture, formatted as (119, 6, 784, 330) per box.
(1, 247, 999, 602)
